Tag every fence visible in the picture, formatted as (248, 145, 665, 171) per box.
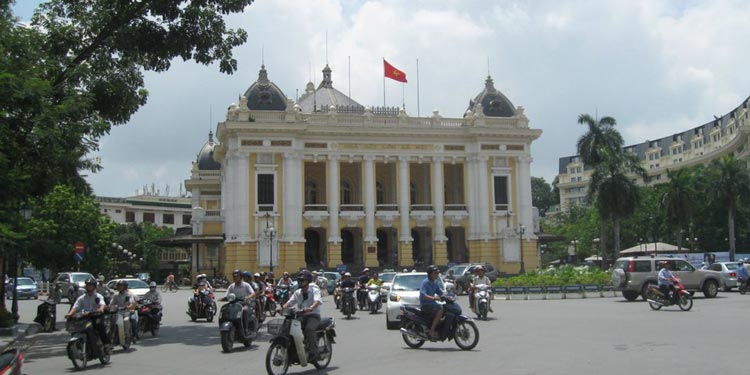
(492, 285, 618, 300)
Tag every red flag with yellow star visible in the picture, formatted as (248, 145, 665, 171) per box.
(384, 59, 407, 83)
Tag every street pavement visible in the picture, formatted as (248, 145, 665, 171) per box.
(13, 288, 747, 374)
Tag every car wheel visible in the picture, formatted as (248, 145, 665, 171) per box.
(622, 291, 639, 301)
(702, 280, 718, 298)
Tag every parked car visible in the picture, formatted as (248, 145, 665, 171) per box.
(446, 263, 500, 294)
(53, 272, 95, 303)
(107, 278, 150, 300)
(707, 262, 741, 291)
(7, 277, 39, 299)
(611, 256, 723, 301)
(385, 272, 427, 330)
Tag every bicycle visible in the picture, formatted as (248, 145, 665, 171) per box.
(161, 280, 179, 293)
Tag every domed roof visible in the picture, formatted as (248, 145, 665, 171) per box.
(297, 64, 363, 114)
(467, 76, 516, 117)
(243, 65, 288, 111)
(196, 131, 221, 170)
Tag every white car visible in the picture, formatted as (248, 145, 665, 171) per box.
(379, 271, 397, 302)
(385, 272, 428, 330)
(107, 278, 150, 300)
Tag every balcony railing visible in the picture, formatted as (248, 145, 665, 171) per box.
(304, 204, 328, 212)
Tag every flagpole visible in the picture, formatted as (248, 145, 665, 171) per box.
(348, 56, 351, 106)
(383, 58, 386, 107)
(401, 82, 405, 109)
(416, 58, 420, 117)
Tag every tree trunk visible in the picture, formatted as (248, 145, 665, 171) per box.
(729, 205, 736, 261)
(613, 216, 621, 261)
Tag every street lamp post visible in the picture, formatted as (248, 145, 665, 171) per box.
(571, 239, 579, 264)
(592, 238, 601, 269)
(540, 243, 548, 267)
(14, 205, 33, 322)
(263, 212, 277, 274)
(519, 224, 526, 274)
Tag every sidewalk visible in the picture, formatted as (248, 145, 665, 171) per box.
(0, 322, 39, 350)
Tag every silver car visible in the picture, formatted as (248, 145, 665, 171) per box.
(385, 272, 427, 330)
(707, 262, 742, 291)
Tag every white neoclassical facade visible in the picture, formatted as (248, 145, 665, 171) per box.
(558, 96, 750, 209)
(185, 64, 542, 276)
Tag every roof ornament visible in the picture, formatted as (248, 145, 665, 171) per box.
(484, 75, 496, 92)
(258, 64, 270, 85)
(319, 64, 333, 89)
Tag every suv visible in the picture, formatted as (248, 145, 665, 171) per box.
(446, 263, 499, 295)
(53, 272, 95, 303)
(611, 256, 722, 301)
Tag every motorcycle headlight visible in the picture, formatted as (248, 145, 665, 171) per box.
(227, 293, 237, 302)
(389, 293, 401, 302)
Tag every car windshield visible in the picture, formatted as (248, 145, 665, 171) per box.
(71, 274, 94, 283)
(380, 272, 396, 283)
(450, 266, 467, 275)
(16, 278, 34, 286)
(726, 263, 738, 271)
(126, 280, 149, 289)
(392, 274, 427, 291)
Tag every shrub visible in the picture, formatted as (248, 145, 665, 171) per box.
(493, 265, 611, 287)
(0, 308, 15, 328)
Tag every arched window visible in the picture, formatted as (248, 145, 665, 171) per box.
(341, 180, 352, 205)
(376, 181, 384, 205)
(305, 180, 318, 205)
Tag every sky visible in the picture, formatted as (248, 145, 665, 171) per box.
(12, 0, 750, 198)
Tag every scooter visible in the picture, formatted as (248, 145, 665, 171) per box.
(340, 287, 356, 319)
(275, 284, 291, 306)
(34, 299, 57, 332)
(109, 306, 134, 350)
(265, 308, 336, 375)
(219, 293, 258, 353)
(187, 288, 216, 322)
(0, 346, 24, 375)
(472, 284, 492, 320)
(66, 312, 110, 370)
(646, 277, 693, 311)
(367, 284, 381, 314)
(137, 298, 161, 337)
(264, 286, 278, 317)
(399, 294, 480, 350)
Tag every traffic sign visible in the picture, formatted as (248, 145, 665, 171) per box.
(74, 241, 85, 254)
(74, 252, 85, 262)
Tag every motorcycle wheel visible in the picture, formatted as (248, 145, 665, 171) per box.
(646, 290, 662, 310)
(401, 321, 425, 349)
(648, 300, 662, 310)
(268, 301, 277, 317)
(221, 329, 234, 353)
(370, 300, 377, 314)
(454, 320, 479, 351)
(161, 284, 168, 292)
(265, 342, 290, 375)
(206, 310, 215, 323)
(478, 302, 488, 320)
(740, 283, 747, 295)
(99, 348, 111, 365)
(43, 315, 54, 332)
(312, 334, 332, 370)
(67, 339, 87, 370)
(678, 294, 693, 311)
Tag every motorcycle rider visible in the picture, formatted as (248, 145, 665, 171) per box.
(141, 282, 163, 323)
(357, 268, 371, 308)
(277, 272, 293, 287)
(658, 260, 675, 301)
(265, 271, 276, 286)
(737, 259, 748, 289)
(367, 272, 383, 287)
(420, 265, 444, 339)
(223, 269, 255, 332)
(65, 277, 110, 353)
(282, 270, 322, 361)
(110, 280, 138, 338)
(468, 266, 493, 313)
(196, 274, 212, 290)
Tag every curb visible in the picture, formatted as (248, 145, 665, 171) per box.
(0, 323, 39, 350)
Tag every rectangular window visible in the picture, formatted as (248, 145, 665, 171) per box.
(115, 209, 121, 214)
(182, 215, 192, 225)
(143, 212, 155, 223)
(493, 176, 509, 211)
(125, 211, 135, 223)
(163, 213, 174, 224)
(258, 174, 275, 210)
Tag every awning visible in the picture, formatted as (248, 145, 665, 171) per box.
(619, 242, 686, 255)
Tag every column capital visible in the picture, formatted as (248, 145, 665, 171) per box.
(328, 154, 340, 161)
(364, 155, 376, 162)
(398, 155, 410, 162)
(432, 156, 443, 163)
(517, 155, 533, 163)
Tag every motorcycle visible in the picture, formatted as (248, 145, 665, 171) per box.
(367, 284, 382, 314)
(264, 286, 278, 317)
(265, 309, 336, 375)
(399, 294, 480, 350)
(137, 298, 161, 337)
(340, 287, 356, 319)
(34, 299, 57, 332)
(187, 288, 216, 322)
(109, 306, 135, 350)
(472, 284, 492, 320)
(357, 286, 368, 311)
(275, 284, 291, 307)
(739, 277, 747, 294)
(646, 277, 693, 311)
(219, 293, 259, 352)
(0, 347, 24, 375)
(65, 312, 111, 370)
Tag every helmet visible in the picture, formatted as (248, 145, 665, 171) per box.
(116, 280, 128, 288)
(475, 265, 485, 272)
(149, 282, 157, 287)
(362, 268, 370, 273)
(426, 265, 440, 274)
(283, 272, 289, 277)
(84, 278, 98, 287)
(243, 271, 252, 278)
(344, 272, 352, 277)
(197, 274, 206, 279)
(232, 269, 241, 276)
(253, 273, 261, 278)
(268, 272, 274, 277)
(660, 260, 669, 267)
(297, 270, 314, 282)
(745, 258, 749, 262)
(739, 260, 744, 264)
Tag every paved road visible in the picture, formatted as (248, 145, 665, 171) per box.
(14, 289, 746, 374)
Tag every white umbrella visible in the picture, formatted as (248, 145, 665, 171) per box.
(584, 255, 603, 261)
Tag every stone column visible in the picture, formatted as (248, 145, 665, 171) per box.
(224, 151, 237, 241)
(237, 152, 250, 242)
(432, 157, 447, 265)
(327, 155, 342, 264)
(364, 155, 377, 243)
(466, 156, 477, 240)
(517, 155, 534, 235)
(477, 156, 490, 240)
(398, 156, 412, 242)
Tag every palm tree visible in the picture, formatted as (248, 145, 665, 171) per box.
(660, 168, 695, 250)
(710, 155, 750, 261)
(576, 114, 624, 166)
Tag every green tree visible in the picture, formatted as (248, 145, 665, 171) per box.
(531, 176, 557, 216)
(660, 168, 695, 251)
(709, 155, 750, 261)
(24, 185, 107, 272)
(109, 223, 173, 278)
(0, 0, 253, 235)
(575, 114, 623, 166)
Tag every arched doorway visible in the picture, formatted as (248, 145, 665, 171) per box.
(341, 228, 362, 268)
(411, 228, 432, 268)
(304, 228, 326, 269)
(376, 228, 397, 267)
(446, 227, 467, 263)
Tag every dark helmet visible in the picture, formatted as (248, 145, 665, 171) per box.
(232, 269, 241, 277)
(84, 277, 98, 287)
(149, 282, 157, 288)
(297, 270, 314, 282)
(426, 265, 440, 274)
(475, 265, 485, 272)
(116, 280, 128, 288)
(243, 271, 252, 278)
